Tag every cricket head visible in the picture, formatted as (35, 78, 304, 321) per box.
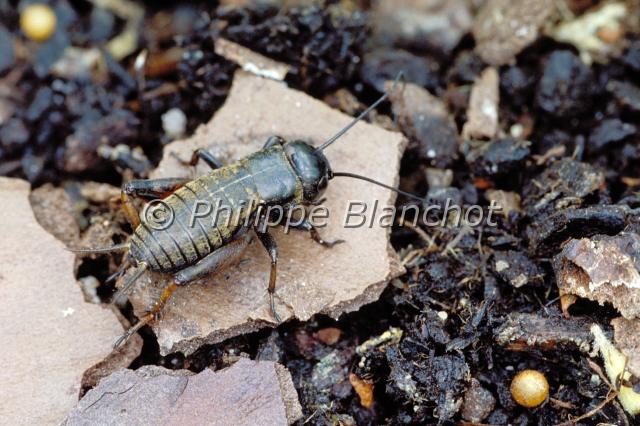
(283, 72, 424, 205)
(284, 140, 332, 202)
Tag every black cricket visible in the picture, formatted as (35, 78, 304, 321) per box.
(72, 73, 420, 347)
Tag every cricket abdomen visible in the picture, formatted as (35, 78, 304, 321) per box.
(129, 145, 301, 273)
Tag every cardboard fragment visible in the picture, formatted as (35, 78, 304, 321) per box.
(130, 71, 406, 355)
(274, 364, 304, 425)
(63, 359, 302, 425)
(554, 232, 640, 319)
(0, 177, 122, 425)
(473, 0, 553, 66)
(462, 67, 500, 140)
(81, 323, 143, 395)
(29, 183, 80, 246)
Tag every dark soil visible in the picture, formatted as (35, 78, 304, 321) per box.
(2, 1, 640, 425)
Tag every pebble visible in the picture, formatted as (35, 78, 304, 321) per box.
(0, 25, 15, 74)
(535, 50, 594, 118)
(588, 118, 636, 153)
(607, 80, 640, 112)
(387, 81, 459, 167)
(500, 66, 534, 108)
(0, 118, 29, 152)
(462, 67, 500, 140)
(161, 108, 187, 139)
(462, 379, 496, 422)
(622, 39, 640, 73)
(26, 87, 53, 122)
(463, 138, 530, 178)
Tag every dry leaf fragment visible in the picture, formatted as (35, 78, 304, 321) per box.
(349, 372, 374, 409)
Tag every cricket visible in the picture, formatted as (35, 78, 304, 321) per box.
(71, 73, 420, 348)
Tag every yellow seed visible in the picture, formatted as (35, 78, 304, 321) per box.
(20, 4, 57, 42)
(510, 369, 549, 408)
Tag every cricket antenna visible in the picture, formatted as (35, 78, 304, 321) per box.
(331, 172, 425, 202)
(315, 71, 405, 152)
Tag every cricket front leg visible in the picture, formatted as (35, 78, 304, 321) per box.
(288, 218, 345, 248)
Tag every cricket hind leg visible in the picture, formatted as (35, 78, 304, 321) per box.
(173, 233, 252, 284)
(113, 280, 178, 348)
(121, 177, 190, 228)
(114, 233, 252, 348)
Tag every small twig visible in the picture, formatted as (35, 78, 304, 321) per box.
(443, 225, 471, 257)
(554, 389, 619, 426)
(400, 220, 435, 248)
(587, 359, 614, 389)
